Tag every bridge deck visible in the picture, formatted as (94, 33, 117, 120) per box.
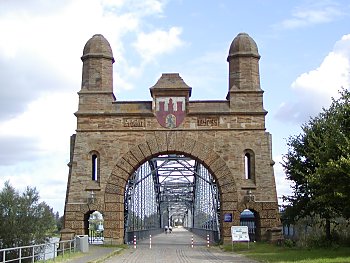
(104, 227, 257, 263)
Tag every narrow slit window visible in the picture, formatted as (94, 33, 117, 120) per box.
(245, 153, 251, 179)
(244, 150, 255, 181)
(92, 154, 98, 181)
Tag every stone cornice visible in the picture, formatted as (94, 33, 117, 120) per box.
(75, 127, 267, 132)
(74, 111, 268, 117)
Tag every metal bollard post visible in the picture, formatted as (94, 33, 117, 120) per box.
(133, 235, 136, 249)
(149, 235, 152, 249)
(191, 235, 194, 248)
(207, 234, 210, 248)
(53, 242, 56, 261)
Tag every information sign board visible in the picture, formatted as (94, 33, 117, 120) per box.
(231, 226, 250, 242)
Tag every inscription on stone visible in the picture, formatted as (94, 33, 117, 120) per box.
(123, 118, 146, 127)
(197, 117, 219, 127)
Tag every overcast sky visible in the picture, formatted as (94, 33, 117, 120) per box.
(0, 0, 349, 215)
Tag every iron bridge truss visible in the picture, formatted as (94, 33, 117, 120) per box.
(124, 154, 220, 242)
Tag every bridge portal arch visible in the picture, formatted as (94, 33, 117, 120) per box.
(61, 33, 282, 245)
(103, 136, 236, 244)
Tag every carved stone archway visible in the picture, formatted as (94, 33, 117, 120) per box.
(102, 133, 238, 243)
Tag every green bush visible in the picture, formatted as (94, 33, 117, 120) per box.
(283, 238, 295, 248)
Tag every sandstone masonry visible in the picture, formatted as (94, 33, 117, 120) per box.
(61, 33, 282, 244)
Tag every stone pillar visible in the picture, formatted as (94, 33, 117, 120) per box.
(60, 228, 76, 241)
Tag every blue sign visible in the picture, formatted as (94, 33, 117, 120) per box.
(224, 213, 233, 222)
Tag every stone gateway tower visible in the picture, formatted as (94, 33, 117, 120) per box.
(61, 33, 282, 244)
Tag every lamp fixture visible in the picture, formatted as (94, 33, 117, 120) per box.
(87, 190, 96, 206)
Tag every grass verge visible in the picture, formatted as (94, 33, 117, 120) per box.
(222, 242, 350, 263)
(44, 251, 83, 262)
(92, 244, 127, 263)
(42, 244, 127, 263)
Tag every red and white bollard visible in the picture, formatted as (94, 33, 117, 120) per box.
(191, 235, 194, 248)
(133, 235, 137, 249)
(149, 235, 152, 249)
(207, 234, 210, 248)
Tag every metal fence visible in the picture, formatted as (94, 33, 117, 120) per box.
(125, 228, 164, 244)
(0, 239, 75, 263)
(88, 229, 104, 244)
(189, 228, 220, 244)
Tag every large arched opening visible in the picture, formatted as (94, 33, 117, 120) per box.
(123, 153, 221, 243)
(103, 135, 238, 244)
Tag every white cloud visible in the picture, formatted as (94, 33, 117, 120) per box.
(130, 0, 165, 16)
(133, 27, 185, 62)
(292, 51, 349, 98)
(0, 92, 76, 215)
(0, 92, 76, 158)
(277, 1, 345, 29)
(0, 0, 173, 118)
(101, 0, 166, 16)
(0, 0, 182, 214)
(276, 34, 350, 123)
(0, 155, 69, 215)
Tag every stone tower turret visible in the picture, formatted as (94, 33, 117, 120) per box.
(78, 34, 115, 112)
(227, 33, 264, 112)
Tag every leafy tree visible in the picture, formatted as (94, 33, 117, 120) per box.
(55, 211, 64, 233)
(0, 181, 56, 250)
(282, 89, 350, 241)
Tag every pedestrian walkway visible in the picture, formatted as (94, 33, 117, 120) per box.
(65, 245, 121, 263)
(103, 227, 258, 263)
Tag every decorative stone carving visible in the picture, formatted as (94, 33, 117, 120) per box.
(123, 118, 146, 127)
(197, 117, 219, 127)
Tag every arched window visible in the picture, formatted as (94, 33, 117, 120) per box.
(245, 153, 251, 179)
(244, 150, 255, 180)
(91, 152, 100, 182)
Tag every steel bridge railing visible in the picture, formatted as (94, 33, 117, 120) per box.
(124, 155, 221, 244)
(186, 228, 220, 244)
(125, 228, 164, 244)
(0, 239, 75, 263)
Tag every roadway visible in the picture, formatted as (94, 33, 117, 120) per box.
(103, 227, 258, 263)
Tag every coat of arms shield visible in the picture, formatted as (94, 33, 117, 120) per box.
(155, 97, 186, 128)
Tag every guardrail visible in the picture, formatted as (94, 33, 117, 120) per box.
(186, 228, 220, 244)
(125, 228, 164, 244)
(0, 238, 76, 263)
